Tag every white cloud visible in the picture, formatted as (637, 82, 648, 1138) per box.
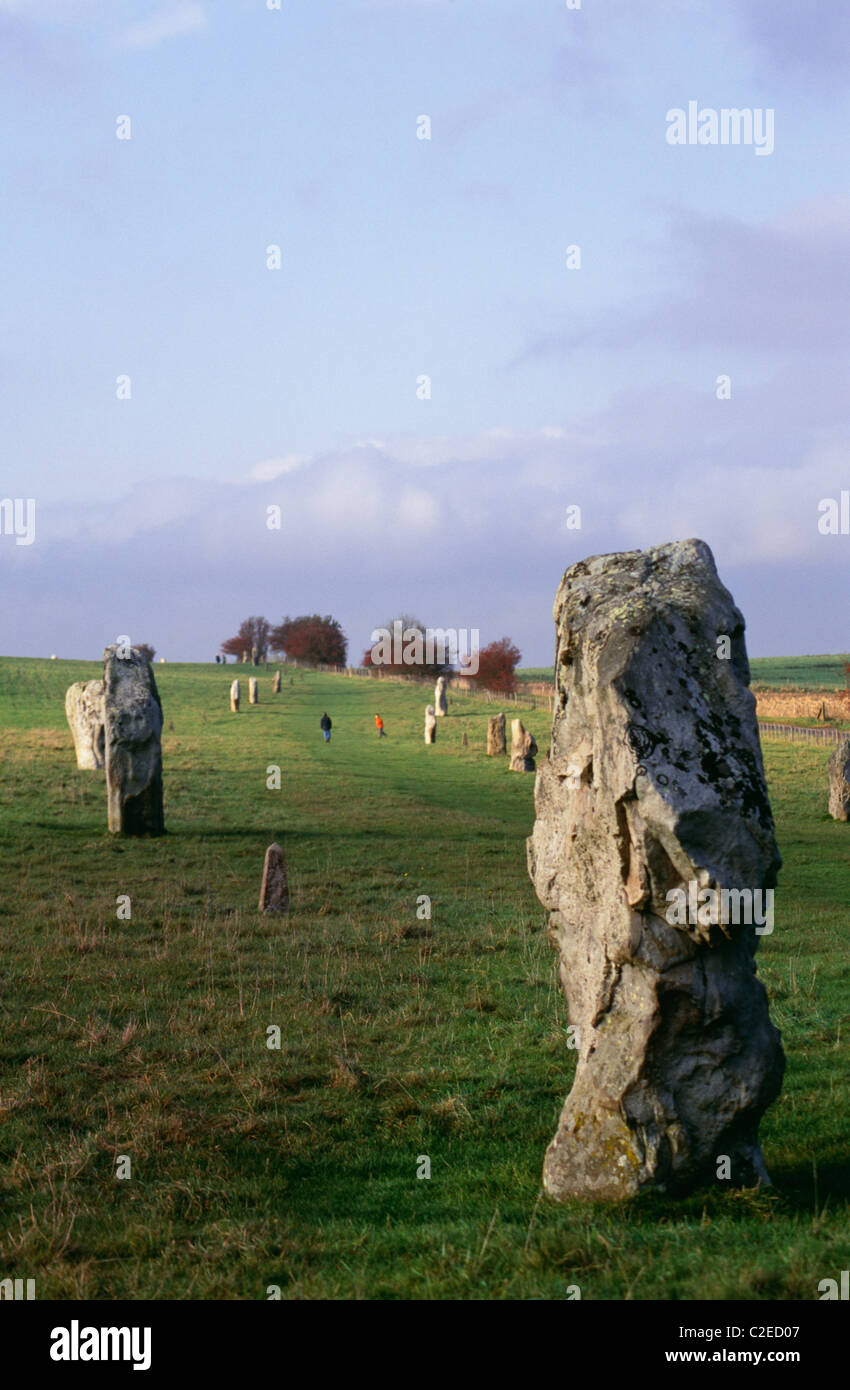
(117, 1, 206, 50)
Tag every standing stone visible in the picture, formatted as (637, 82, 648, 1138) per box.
(527, 539, 784, 1200)
(462, 731, 468, 747)
(230, 679, 240, 713)
(273, 670, 281, 694)
(65, 680, 105, 769)
(828, 735, 850, 821)
(259, 842, 289, 912)
(435, 675, 448, 717)
(487, 712, 507, 757)
(424, 705, 437, 744)
(509, 718, 537, 771)
(103, 645, 164, 836)
(249, 678, 259, 704)
(251, 645, 259, 667)
(242, 650, 248, 663)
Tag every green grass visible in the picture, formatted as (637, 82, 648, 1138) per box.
(0, 657, 848, 1300)
(520, 655, 850, 690)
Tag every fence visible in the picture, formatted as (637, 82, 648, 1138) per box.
(294, 661, 555, 713)
(758, 722, 848, 747)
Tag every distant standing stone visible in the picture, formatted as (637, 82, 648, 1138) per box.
(487, 712, 507, 757)
(509, 718, 537, 771)
(249, 678, 259, 704)
(65, 680, 105, 769)
(425, 705, 437, 744)
(462, 731, 468, 747)
(251, 645, 259, 667)
(259, 842, 290, 912)
(103, 645, 164, 835)
(230, 679, 240, 713)
(273, 670, 281, 694)
(828, 735, 850, 821)
(435, 675, 448, 717)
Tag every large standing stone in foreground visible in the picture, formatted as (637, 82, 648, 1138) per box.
(65, 680, 105, 769)
(434, 676, 448, 716)
(424, 705, 437, 744)
(259, 842, 289, 912)
(487, 712, 506, 757)
(828, 736, 850, 821)
(103, 646, 164, 835)
(249, 678, 259, 704)
(527, 539, 784, 1199)
(509, 718, 537, 771)
(230, 679, 240, 712)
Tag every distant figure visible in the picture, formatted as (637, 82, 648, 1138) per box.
(375, 714, 386, 738)
(320, 712, 332, 743)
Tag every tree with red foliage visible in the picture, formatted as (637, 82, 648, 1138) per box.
(221, 616, 271, 661)
(270, 615, 347, 667)
(464, 637, 521, 694)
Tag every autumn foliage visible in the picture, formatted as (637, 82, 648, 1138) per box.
(270, 615, 347, 666)
(464, 637, 521, 694)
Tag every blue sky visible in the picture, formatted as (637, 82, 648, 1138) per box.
(1, 0, 848, 663)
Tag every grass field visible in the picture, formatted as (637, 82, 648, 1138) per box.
(520, 655, 850, 690)
(1, 657, 848, 1300)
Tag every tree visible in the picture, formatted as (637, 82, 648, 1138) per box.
(270, 615, 347, 667)
(221, 616, 271, 661)
(361, 614, 451, 678)
(464, 637, 521, 694)
(137, 643, 156, 663)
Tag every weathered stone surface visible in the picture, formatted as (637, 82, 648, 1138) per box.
(259, 842, 290, 912)
(65, 680, 105, 769)
(425, 705, 437, 744)
(527, 539, 784, 1200)
(435, 675, 448, 717)
(230, 679, 240, 713)
(828, 735, 850, 821)
(249, 678, 259, 704)
(103, 645, 164, 836)
(273, 670, 281, 694)
(509, 718, 537, 771)
(487, 712, 506, 757)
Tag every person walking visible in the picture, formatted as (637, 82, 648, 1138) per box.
(320, 712, 332, 743)
(375, 713, 386, 738)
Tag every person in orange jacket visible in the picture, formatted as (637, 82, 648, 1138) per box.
(375, 713, 386, 737)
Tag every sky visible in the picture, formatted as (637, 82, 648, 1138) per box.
(1, 0, 848, 665)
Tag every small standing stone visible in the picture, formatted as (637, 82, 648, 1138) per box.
(249, 678, 259, 704)
(487, 712, 506, 757)
(828, 735, 850, 821)
(259, 842, 289, 912)
(435, 675, 448, 717)
(103, 645, 164, 835)
(273, 670, 281, 694)
(65, 680, 105, 769)
(230, 679, 241, 713)
(424, 705, 437, 744)
(251, 646, 259, 667)
(462, 731, 468, 747)
(509, 718, 537, 771)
